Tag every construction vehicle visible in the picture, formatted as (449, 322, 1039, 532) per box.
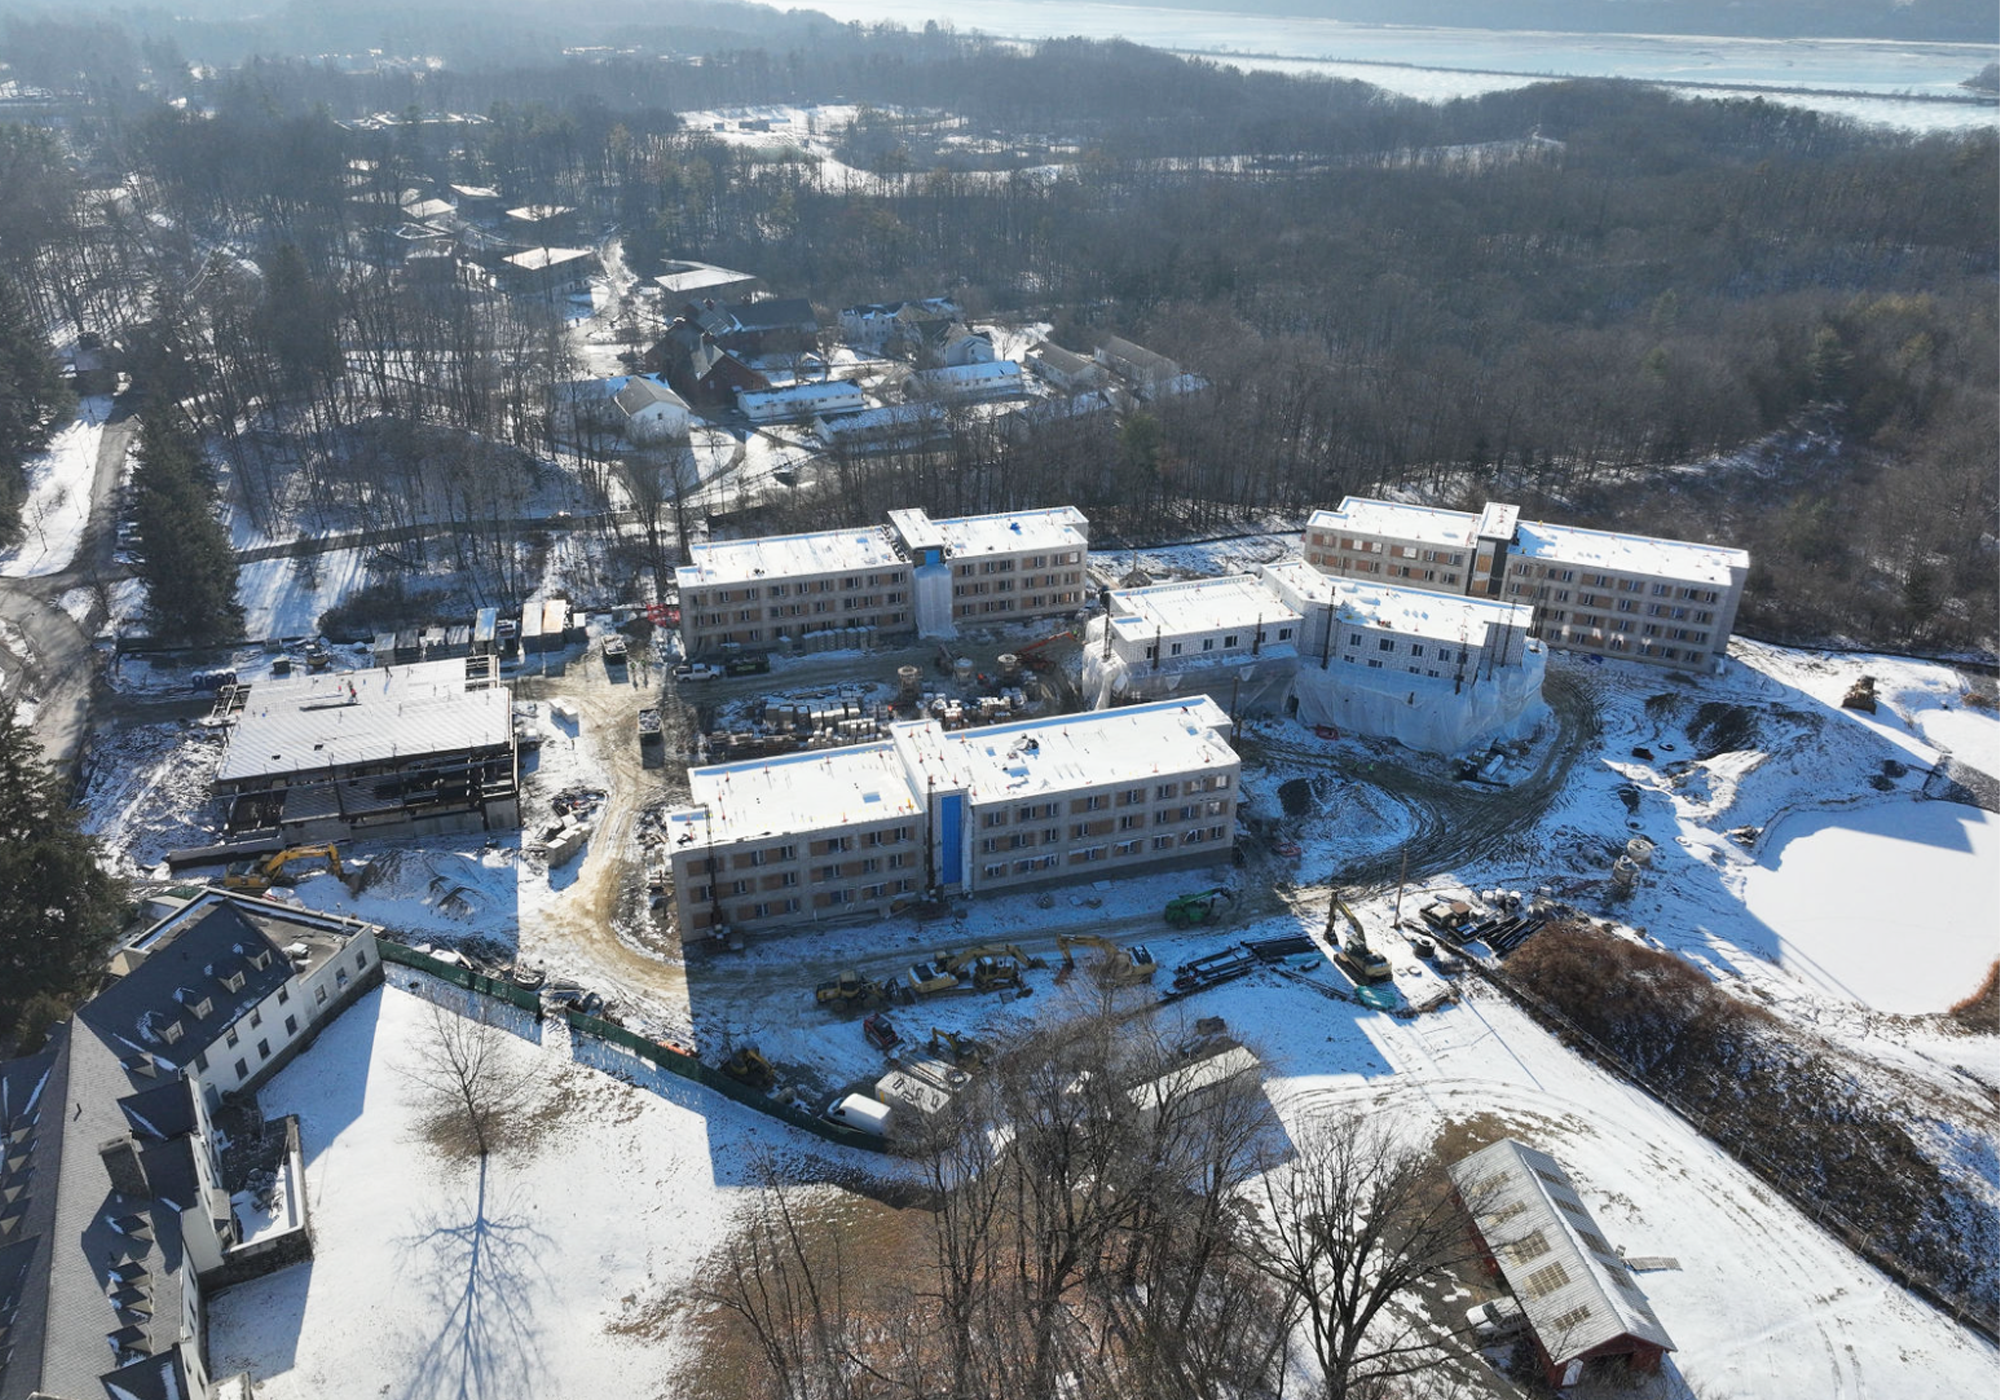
(1327, 893, 1392, 985)
(906, 961, 960, 996)
(721, 1044, 777, 1090)
(936, 944, 1046, 975)
(602, 635, 628, 668)
(221, 845, 349, 893)
(926, 1027, 987, 1067)
(863, 1013, 902, 1051)
(814, 969, 891, 1009)
(1017, 630, 1077, 672)
(1164, 887, 1233, 928)
(1056, 935, 1158, 983)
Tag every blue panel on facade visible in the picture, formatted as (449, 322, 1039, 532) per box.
(939, 793, 964, 886)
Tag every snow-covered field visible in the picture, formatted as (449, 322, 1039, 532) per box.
(204, 977, 835, 1398)
(0, 402, 112, 578)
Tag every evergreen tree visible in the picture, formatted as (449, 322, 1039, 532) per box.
(0, 703, 125, 1051)
(0, 274, 70, 542)
(132, 412, 244, 642)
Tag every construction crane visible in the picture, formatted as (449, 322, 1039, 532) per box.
(1327, 892, 1392, 984)
(1056, 935, 1158, 983)
(221, 845, 350, 893)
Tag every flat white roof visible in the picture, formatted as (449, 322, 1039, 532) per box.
(1328, 578, 1534, 647)
(912, 360, 1022, 385)
(886, 506, 948, 553)
(737, 380, 864, 409)
(894, 696, 1235, 803)
(676, 525, 904, 589)
(1310, 497, 1480, 550)
(657, 262, 758, 294)
(219, 659, 512, 784)
(932, 506, 1088, 558)
(671, 743, 924, 846)
(502, 246, 592, 271)
(1314, 497, 1747, 585)
(1109, 574, 1301, 641)
(1518, 520, 1747, 587)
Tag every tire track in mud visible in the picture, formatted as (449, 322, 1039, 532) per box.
(1251, 668, 1603, 892)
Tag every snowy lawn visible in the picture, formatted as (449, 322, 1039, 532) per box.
(1742, 801, 2000, 1013)
(205, 978, 851, 1399)
(0, 402, 112, 577)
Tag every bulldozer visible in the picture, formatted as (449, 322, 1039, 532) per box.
(1327, 893, 1392, 985)
(926, 1026, 987, 1067)
(814, 969, 891, 1010)
(221, 844, 351, 893)
(1163, 887, 1233, 928)
(721, 1044, 777, 1090)
(964, 956, 1021, 993)
(1056, 934, 1158, 984)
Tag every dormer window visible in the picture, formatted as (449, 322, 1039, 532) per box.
(250, 950, 273, 971)
(220, 971, 246, 994)
(193, 997, 212, 1019)
(161, 1024, 183, 1046)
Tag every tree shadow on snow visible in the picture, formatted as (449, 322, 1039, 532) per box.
(398, 1155, 556, 1400)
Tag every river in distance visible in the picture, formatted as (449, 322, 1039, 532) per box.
(760, 0, 1999, 130)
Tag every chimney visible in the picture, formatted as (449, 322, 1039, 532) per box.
(99, 1136, 150, 1199)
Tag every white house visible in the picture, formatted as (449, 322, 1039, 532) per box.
(906, 360, 1027, 402)
(614, 376, 692, 442)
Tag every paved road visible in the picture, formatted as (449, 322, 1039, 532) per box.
(0, 399, 138, 773)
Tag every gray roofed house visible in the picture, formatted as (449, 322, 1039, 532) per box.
(0, 892, 386, 1400)
(612, 376, 692, 442)
(1450, 1138, 1675, 1388)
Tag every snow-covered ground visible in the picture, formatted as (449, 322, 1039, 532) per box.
(204, 976, 837, 1399)
(235, 547, 373, 638)
(0, 401, 113, 578)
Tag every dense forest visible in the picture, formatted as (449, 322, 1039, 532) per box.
(0, 11, 1993, 653)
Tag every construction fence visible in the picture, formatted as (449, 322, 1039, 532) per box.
(376, 939, 888, 1155)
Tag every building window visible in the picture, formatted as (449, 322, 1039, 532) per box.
(1377, 638, 1394, 652)
(277, 987, 290, 1005)
(193, 1050, 208, 1073)
(234, 1058, 249, 1080)
(284, 1015, 298, 1036)
(315, 986, 328, 1005)
(257, 1039, 271, 1060)
(225, 1028, 240, 1049)
(249, 1009, 262, 1029)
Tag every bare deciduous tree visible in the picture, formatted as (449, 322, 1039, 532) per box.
(1252, 1109, 1486, 1400)
(403, 1003, 539, 1159)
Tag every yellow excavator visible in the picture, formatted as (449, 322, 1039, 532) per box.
(1328, 893, 1392, 985)
(222, 845, 351, 893)
(721, 1044, 777, 1090)
(927, 1027, 987, 1067)
(936, 944, 1047, 974)
(1056, 934, 1158, 984)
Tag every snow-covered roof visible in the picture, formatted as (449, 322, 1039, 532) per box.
(1518, 520, 1748, 587)
(657, 261, 759, 295)
(506, 203, 574, 221)
(400, 196, 454, 221)
(672, 743, 925, 847)
(1108, 574, 1302, 642)
(893, 696, 1235, 802)
(1310, 498, 1480, 550)
(1312, 497, 1747, 585)
(218, 659, 513, 784)
(676, 525, 903, 589)
(819, 402, 948, 444)
(450, 183, 500, 199)
(737, 380, 865, 412)
(1453, 1139, 1675, 1365)
(910, 360, 1022, 387)
(502, 246, 592, 271)
(614, 376, 688, 416)
(930, 506, 1088, 558)
(1326, 578, 1534, 648)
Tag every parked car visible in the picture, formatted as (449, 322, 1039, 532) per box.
(1465, 1296, 1527, 1341)
(724, 654, 772, 677)
(674, 662, 722, 682)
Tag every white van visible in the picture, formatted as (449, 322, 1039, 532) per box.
(824, 1093, 892, 1138)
